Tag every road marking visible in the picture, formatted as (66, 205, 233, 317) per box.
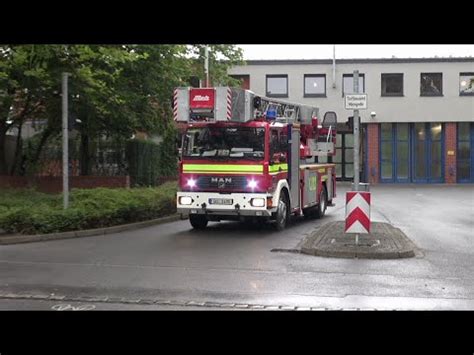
(52, 304, 96, 311)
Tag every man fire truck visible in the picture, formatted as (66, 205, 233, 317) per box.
(174, 86, 338, 230)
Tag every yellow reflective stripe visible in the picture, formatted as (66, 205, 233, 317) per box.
(269, 163, 288, 173)
(183, 164, 263, 173)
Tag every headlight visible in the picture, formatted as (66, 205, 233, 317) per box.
(187, 178, 196, 188)
(247, 179, 258, 189)
(179, 196, 193, 205)
(250, 198, 265, 207)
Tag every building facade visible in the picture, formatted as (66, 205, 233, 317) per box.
(228, 57, 474, 184)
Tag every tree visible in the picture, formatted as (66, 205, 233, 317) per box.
(187, 45, 245, 87)
(0, 45, 61, 174)
(0, 44, 244, 177)
(0, 45, 141, 175)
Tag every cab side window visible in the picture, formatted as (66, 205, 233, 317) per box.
(270, 129, 287, 163)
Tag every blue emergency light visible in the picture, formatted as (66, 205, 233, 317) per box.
(266, 107, 277, 120)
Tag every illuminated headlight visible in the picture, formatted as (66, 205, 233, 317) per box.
(179, 196, 193, 205)
(247, 179, 258, 189)
(187, 178, 196, 188)
(250, 198, 265, 207)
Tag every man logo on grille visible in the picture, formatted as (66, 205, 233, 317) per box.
(211, 177, 232, 188)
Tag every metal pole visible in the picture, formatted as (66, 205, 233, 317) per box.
(204, 46, 209, 87)
(62, 72, 69, 209)
(353, 70, 360, 192)
(332, 45, 336, 88)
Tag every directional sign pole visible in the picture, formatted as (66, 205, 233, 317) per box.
(353, 70, 360, 244)
(344, 72, 370, 240)
(353, 70, 360, 192)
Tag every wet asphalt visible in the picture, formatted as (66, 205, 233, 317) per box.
(0, 183, 473, 310)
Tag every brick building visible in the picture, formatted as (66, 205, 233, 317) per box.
(228, 57, 474, 184)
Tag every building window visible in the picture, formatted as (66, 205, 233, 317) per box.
(266, 75, 288, 97)
(459, 72, 474, 96)
(343, 74, 365, 96)
(304, 74, 326, 97)
(457, 122, 472, 182)
(230, 75, 250, 90)
(381, 73, 403, 96)
(420, 73, 443, 96)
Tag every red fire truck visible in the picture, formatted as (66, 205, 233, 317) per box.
(174, 87, 338, 230)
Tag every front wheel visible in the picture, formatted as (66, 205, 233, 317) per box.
(189, 214, 208, 229)
(274, 192, 289, 231)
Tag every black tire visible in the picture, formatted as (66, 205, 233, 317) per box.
(315, 187, 327, 219)
(274, 191, 289, 231)
(189, 214, 208, 229)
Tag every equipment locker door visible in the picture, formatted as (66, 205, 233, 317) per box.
(289, 127, 300, 210)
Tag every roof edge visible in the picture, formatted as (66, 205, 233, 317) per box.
(240, 57, 474, 65)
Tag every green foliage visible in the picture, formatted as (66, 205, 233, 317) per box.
(0, 44, 244, 174)
(187, 45, 245, 87)
(0, 181, 177, 235)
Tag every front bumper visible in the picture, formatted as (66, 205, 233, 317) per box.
(177, 191, 276, 217)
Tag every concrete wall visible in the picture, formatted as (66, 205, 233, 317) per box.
(228, 59, 474, 124)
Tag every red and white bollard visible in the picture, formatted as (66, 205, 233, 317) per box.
(345, 191, 371, 235)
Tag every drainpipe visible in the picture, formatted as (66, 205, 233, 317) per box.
(332, 45, 336, 88)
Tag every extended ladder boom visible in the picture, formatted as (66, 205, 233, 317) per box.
(173, 86, 337, 156)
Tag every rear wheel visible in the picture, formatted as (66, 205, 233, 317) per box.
(274, 192, 289, 231)
(189, 214, 208, 229)
(315, 187, 327, 219)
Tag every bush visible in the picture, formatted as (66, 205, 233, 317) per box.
(0, 181, 177, 235)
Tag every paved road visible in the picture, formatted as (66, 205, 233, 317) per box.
(0, 183, 473, 310)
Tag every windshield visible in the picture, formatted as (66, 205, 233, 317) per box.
(182, 127, 265, 160)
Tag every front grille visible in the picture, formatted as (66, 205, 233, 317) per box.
(197, 176, 247, 190)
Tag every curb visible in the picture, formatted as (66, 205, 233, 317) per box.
(0, 214, 182, 245)
(0, 292, 376, 311)
(298, 221, 419, 260)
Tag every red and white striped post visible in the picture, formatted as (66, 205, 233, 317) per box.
(345, 191, 371, 237)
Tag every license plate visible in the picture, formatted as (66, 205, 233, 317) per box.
(209, 198, 233, 205)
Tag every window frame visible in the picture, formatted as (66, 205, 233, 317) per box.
(459, 72, 474, 97)
(457, 122, 473, 182)
(266, 74, 288, 98)
(381, 73, 404, 97)
(342, 73, 365, 97)
(420, 72, 443, 97)
(303, 74, 326, 98)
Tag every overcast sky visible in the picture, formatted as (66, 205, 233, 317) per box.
(237, 45, 474, 60)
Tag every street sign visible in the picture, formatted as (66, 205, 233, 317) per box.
(345, 191, 371, 234)
(345, 94, 368, 110)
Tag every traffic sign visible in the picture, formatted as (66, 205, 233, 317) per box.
(345, 94, 368, 110)
(345, 191, 371, 234)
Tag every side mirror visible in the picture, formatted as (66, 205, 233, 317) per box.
(322, 111, 337, 127)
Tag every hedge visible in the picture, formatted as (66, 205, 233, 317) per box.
(126, 134, 178, 187)
(0, 181, 177, 235)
